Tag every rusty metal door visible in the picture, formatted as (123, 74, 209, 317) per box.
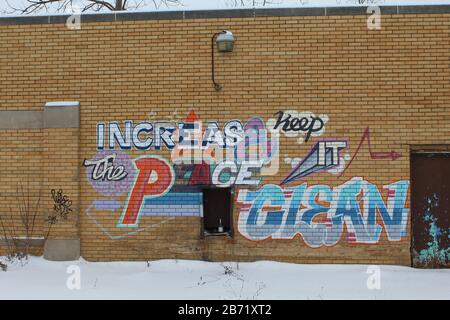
(411, 153, 450, 268)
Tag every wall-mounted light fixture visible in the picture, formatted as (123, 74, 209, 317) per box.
(211, 30, 235, 91)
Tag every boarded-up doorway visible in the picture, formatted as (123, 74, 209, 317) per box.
(411, 153, 450, 268)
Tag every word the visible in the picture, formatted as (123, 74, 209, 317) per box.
(83, 154, 128, 181)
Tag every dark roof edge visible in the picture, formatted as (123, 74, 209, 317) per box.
(0, 5, 449, 26)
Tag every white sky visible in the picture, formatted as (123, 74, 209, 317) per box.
(1, 0, 450, 15)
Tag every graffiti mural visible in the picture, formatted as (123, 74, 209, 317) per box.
(237, 178, 409, 247)
(83, 154, 128, 182)
(83, 150, 135, 197)
(117, 155, 175, 227)
(281, 139, 348, 185)
(340, 127, 402, 176)
(272, 111, 325, 143)
(84, 111, 280, 232)
(84, 151, 175, 229)
(96, 115, 279, 158)
(84, 109, 409, 249)
(267, 110, 328, 145)
(170, 113, 280, 185)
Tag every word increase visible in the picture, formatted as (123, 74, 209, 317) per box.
(96, 120, 255, 151)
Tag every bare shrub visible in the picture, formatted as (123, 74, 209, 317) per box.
(0, 183, 72, 268)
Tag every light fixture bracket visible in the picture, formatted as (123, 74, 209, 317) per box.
(211, 30, 235, 91)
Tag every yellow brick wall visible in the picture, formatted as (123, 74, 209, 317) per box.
(42, 127, 79, 239)
(0, 12, 449, 265)
(0, 129, 43, 256)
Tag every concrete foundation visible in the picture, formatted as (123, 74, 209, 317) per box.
(44, 239, 80, 261)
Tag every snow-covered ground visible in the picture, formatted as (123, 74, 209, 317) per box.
(0, 256, 449, 299)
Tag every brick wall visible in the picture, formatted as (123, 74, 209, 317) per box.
(0, 7, 449, 265)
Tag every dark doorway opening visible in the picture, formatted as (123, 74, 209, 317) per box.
(411, 152, 450, 268)
(202, 187, 232, 236)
